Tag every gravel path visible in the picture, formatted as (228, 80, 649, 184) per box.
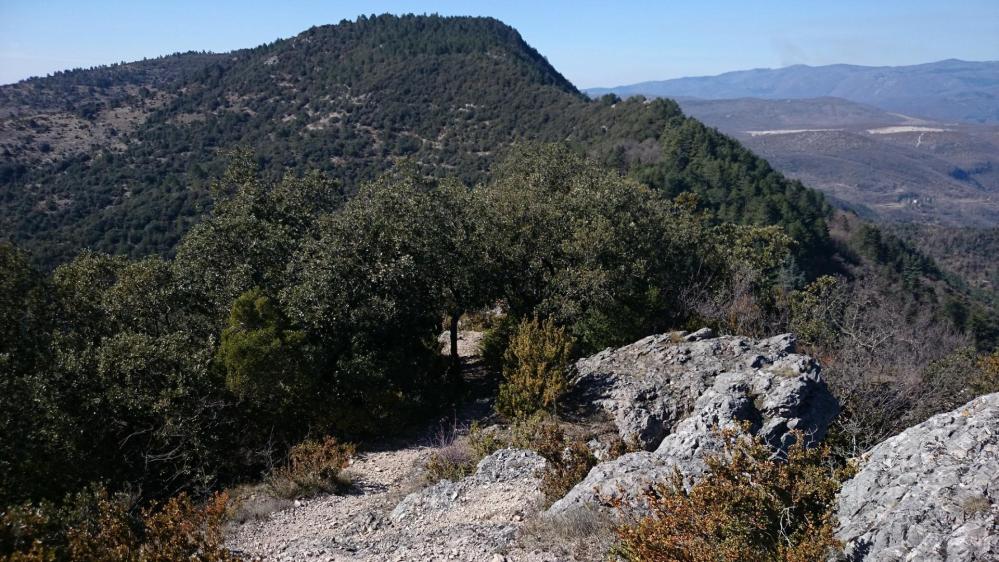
(227, 445, 436, 561)
(225, 331, 571, 561)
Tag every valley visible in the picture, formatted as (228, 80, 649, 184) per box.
(675, 96, 999, 225)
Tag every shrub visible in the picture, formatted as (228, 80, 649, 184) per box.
(1, 486, 239, 562)
(479, 313, 517, 372)
(613, 428, 851, 562)
(424, 445, 476, 484)
(424, 421, 505, 484)
(510, 415, 597, 504)
(788, 275, 841, 348)
(495, 316, 573, 419)
(266, 437, 356, 499)
(218, 287, 310, 413)
(973, 351, 999, 395)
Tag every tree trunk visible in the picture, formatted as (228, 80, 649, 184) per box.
(449, 312, 461, 375)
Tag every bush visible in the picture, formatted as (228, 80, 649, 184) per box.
(511, 416, 597, 504)
(613, 428, 851, 562)
(266, 437, 356, 499)
(495, 316, 573, 419)
(218, 287, 311, 417)
(973, 351, 999, 395)
(1, 486, 239, 561)
(424, 444, 476, 484)
(424, 421, 505, 484)
(479, 313, 517, 372)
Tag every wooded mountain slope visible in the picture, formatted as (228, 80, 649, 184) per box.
(0, 14, 828, 267)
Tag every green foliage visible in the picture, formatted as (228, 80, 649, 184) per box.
(283, 169, 478, 433)
(0, 246, 59, 505)
(613, 428, 851, 562)
(0, 249, 231, 505)
(483, 145, 704, 352)
(218, 288, 310, 415)
(789, 275, 841, 348)
(850, 224, 936, 277)
(2, 16, 829, 275)
(480, 313, 518, 372)
(635, 115, 831, 265)
(481, 145, 798, 352)
(496, 316, 573, 419)
(173, 150, 342, 326)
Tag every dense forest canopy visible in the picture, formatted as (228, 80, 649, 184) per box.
(1, 14, 829, 268)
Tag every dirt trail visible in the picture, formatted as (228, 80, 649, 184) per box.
(225, 331, 555, 561)
(227, 444, 434, 561)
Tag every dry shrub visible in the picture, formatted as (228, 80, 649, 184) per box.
(1, 487, 239, 561)
(424, 421, 505, 484)
(613, 428, 851, 562)
(974, 351, 999, 395)
(420, 414, 598, 504)
(496, 316, 573, 419)
(792, 274, 985, 459)
(509, 415, 597, 505)
(266, 437, 356, 499)
(424, 441, 476, 484)
(69, 492, 238, 562)
(225, 485, 294, 524)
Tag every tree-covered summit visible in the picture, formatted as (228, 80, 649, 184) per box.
(2, 14, 828, 269)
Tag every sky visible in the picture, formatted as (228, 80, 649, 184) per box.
(1, 0, 997, 88)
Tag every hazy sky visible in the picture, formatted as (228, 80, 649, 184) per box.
(1, 0, 997, 88)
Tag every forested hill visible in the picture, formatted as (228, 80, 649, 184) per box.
(0, 14, 829, 267)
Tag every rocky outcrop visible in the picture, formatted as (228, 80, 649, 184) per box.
(390, 448, 545, 525)
(836, 393, 999, 561)
(550, 330, 838, 514)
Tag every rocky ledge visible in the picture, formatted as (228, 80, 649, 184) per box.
(836, 392, 999, 561)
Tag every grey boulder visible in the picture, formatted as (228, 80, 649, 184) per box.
(550, 331, 838, 515)
(836, 392, 999, 561)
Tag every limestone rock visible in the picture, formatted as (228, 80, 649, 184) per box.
(550, 331, 838, 515)
(391, 448, 545, 526)
(836, 393, 999, 561)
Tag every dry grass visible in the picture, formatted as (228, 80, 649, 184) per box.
(423, 420, 506, 484)
(961, 494, 992, 516)
(226, 484, 295, 524)
(517, 507, 618, 561)
(424, 440, 477, 483)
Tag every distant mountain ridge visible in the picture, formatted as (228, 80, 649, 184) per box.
(588, 59, 999, 124)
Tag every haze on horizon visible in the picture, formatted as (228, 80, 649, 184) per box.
(1, 0, 997, 89)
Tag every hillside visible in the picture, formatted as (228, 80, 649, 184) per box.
(588, 59, 999, 124)
(673, 97, 999, 225)
(0, 14, 828, 267)
(890, 223, 999, 302)
(3, 13, 999, 562)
